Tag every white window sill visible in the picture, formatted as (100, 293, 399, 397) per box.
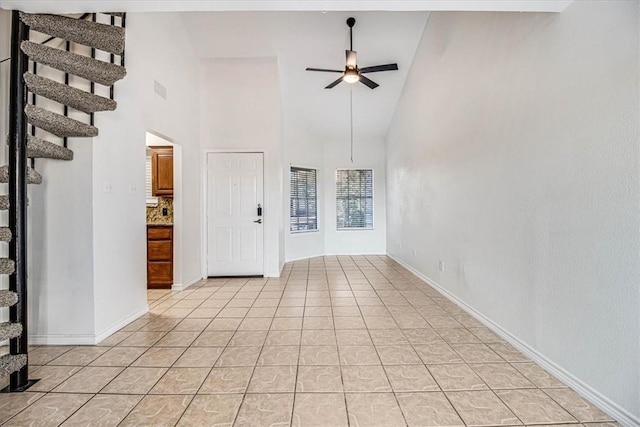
(336, 228, 375, 231)
(290, 229, 320, 235)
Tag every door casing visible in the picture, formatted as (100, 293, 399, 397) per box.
(202, 149, 267, 278)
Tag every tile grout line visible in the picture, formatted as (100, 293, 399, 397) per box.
(348, 254, 410, 427)
(374, 255, 492, 427)
(228, 275, 282, 427)
(119, 278, 234, 426)
(2, 256, 613, 426)
(287, 259, 307, 427)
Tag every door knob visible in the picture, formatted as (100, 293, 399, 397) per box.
(253, 219, 262, 224)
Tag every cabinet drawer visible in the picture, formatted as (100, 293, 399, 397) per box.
(148, 262, 172, 285)
(148, 227, 172, 240)
(148, 241, 172, 261)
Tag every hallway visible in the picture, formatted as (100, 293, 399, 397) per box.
(1, 256, 616, 426)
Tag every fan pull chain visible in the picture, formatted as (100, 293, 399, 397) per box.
(350, 86, 354, 163)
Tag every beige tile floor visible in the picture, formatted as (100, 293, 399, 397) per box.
(0, 255, 619, 426)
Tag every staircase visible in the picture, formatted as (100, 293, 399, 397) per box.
(1, 11, 126, 391)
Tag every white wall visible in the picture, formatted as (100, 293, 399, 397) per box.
(93, 11, 203, 335)
(200, 57, 284, 277)
(27, 37, 98, 343)
(386, 0, 639, 423)
(283, 125, 325, 261)
(284, 101, 387, 262)
(323, 136, 386, 256)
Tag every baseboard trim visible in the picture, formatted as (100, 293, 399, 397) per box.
(93, 305, 150, 344)
(285, 252, 385, 263)
(29, 334, 96, 345)
(324, 252, 385, 257)
(387, 254, 640, 427)
(172, 277, 204, 291)
(29, 305, 149, 345)
(285, 253, 325, 263)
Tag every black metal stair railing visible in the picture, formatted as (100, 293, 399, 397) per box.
(3, 10, 127, 392)
(7, 10, 31, 392)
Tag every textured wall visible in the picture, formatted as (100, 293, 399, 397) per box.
(200, 58, 284, 277)
(386, 0, 639, 422)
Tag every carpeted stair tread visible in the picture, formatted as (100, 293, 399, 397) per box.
(0, 258, 15, 275)
(20, 13, 125, 55)
(0, 195, 8, 211)
(0, 322, 22, 341)
(27, 135, 74, 161)
(0, 354, 27, 378)
(0, 165, 43, 185)
(0, 290, 18, 307)
(24, 73, 117, 114)
(25, 105, 98, 138)
(0, 227, 11, 243)
(21, 41, 127, 86)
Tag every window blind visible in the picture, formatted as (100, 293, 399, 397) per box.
(336, 169, 373, 229)
(290, 167, 318, 232)
(145, 153, 153, 198)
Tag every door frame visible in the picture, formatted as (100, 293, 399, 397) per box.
(201, 148, 267, 278)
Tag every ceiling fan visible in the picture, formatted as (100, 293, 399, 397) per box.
(306, 17, 398, 89)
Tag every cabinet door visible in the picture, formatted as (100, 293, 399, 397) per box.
(148, 241, 172, 261)
(151, 147, 174, 196)
(148, 262, 172, 286)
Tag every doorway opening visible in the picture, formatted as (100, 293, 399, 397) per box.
(145, 132, 182, 288)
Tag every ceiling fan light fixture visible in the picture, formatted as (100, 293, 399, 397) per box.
(343, 68, 360, 84)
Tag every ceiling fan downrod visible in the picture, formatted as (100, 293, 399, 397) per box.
(347, 17, 355, 51)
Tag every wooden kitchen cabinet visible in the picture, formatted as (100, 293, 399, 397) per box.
(151, 147, 173, 197)
(147, 225, 173, 288)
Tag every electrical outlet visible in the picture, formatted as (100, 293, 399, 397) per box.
(128, 184, 137, 195)
(103, 181, 113, 194)
(439, 261, 445, 273)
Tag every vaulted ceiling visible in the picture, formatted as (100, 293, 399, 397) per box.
(0, 1, 573, 142)
(182, 11, 428, 141)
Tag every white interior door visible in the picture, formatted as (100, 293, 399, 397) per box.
(207, 152, 264, 276)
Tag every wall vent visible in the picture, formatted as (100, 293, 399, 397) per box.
(153, 80, 167, 99)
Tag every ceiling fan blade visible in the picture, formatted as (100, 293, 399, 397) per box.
(306, 67, 344, 73)
(359, 74, 379, 89)
(360, 63, 399, 74)
(346, 50, 357, 68)
(325, 75, 345, 89)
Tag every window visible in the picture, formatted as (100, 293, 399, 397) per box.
(145, 149, 158, 205)
(336, 169, 373, 229)
(290, 167, 318, 232)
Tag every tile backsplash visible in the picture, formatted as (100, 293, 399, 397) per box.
(147, 197, 173, 224)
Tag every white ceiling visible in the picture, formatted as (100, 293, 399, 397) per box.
(0, 1, 574, 13)
(182, 11, 429, 142)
